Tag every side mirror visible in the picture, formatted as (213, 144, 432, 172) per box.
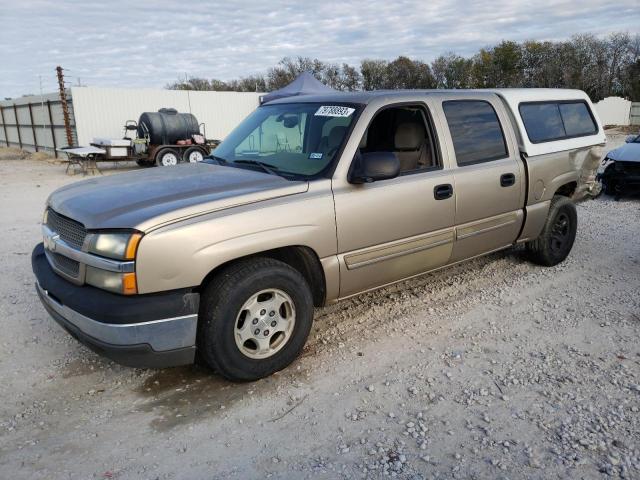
(625, 135, 637, 143)
(276, 114, 299, 128)
(349, 152, 400, 184)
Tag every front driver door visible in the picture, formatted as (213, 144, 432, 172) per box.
(331, 100, 456, 299)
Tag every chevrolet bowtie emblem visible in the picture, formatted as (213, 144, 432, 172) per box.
(44, 233, 60, 252)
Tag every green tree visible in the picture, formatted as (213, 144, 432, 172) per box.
(431, 53, 473, 88)
(361, 59, 388, 90)
(470, 49, 497, 87)
(266, 56, 325, 90)
(340, 63, 361, 91)
(492, 41, 522, 87)
(384, 56, 435, 89)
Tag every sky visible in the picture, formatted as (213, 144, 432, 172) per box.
(1, 0, 638, 98)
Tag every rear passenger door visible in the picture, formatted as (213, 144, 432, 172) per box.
(438, 96, 525, 262)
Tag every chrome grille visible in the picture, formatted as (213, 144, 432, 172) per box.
(46, 208, 87, 249)
(50, 251, 80, 277)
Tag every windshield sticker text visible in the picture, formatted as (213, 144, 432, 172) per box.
(309, 152, 323, 159)
(315, 106, 355, 117)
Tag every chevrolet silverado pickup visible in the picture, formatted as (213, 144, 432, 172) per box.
(33, 89, 606, 381)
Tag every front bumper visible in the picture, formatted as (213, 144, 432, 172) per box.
(32, 243, 199, 368)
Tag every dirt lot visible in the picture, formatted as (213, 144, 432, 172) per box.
(0, 153, 638, 480)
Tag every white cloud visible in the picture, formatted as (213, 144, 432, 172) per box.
(0, 0, 638, 97)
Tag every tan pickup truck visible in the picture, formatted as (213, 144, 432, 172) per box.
(32, 89, 606, 381)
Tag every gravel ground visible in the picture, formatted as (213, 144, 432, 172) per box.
(0, 154, 638, 480)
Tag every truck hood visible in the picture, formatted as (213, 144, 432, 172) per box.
(607, 142, 640, 163)
(48, 163, 308, 231)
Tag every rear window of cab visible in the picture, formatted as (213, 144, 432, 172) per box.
(519, 100, 598, 144)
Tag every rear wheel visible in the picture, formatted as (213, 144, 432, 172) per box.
(183, 146, 205, 163)
(526, 195, 577, 266)
(197, 258, 314, 381)
(155, 148, 179, 166)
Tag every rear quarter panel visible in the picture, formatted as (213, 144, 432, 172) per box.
(517, 147, 595, 241)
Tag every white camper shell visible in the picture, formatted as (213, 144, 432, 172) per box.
(492, 88, 606, 157)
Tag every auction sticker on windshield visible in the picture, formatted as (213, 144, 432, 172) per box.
(315, 106, 355, 117)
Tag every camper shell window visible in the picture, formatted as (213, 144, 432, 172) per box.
(519, 100, 598, 144)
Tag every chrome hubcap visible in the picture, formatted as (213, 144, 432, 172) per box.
(188, 151, 203, 163)
(161, 153, 178, 166)
(234, 289, 296, 359)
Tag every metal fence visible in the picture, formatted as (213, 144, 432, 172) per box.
(631, 103, 640, 126)
(0, 92, 76, 158)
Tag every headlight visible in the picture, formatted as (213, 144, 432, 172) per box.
(86, 231, 142, 295)
(86, 266, 137, 295)
(43, 208, 49, 225)
(88, 232, 142, 260)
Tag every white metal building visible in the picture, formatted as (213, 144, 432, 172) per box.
(0, 87, 262, 157)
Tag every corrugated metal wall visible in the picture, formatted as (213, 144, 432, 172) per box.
(631, 103, 640, 126)
(71, 87, 261, 146)
(0, 92, 76, 156)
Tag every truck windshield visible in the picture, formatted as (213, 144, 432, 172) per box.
(211, 103, 359, 178)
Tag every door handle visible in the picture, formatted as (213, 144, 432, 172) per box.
(434, 183, 453, 200)
(500, 173, 516, 187)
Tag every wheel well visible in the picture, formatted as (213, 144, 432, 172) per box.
(197, 246, 327, 307)
(555, 181, 577, 198)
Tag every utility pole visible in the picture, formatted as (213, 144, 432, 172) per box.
(56, 66, 74, 147)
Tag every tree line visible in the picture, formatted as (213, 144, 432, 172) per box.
(167, 32, 640, 102)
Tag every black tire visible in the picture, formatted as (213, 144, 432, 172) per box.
(197, 258, 314, 382)
(526, 195, 577, 266)
(155, 148, 179, 167)
(183, 146, 206, 163)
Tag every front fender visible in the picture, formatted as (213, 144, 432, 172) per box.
(135, 183, 337, 294)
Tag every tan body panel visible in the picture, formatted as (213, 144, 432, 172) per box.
(331, 96, 456, 298)
(516, 147, 596, 242)
(333, 171, 456, 297)
(518, 200, 551, 242)
(429, 92, 526, 261)
(136, 180, 337, 294)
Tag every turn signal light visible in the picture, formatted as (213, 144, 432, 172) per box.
(123, 272, 138, 295)
(125, 233, 143, 260)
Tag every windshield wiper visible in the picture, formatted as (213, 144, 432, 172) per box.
(205, 154, 227, 165)
(233, 159, 282, 177)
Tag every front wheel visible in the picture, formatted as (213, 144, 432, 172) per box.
(526, 195, 577, 266)
(197, 258, 314, 381)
